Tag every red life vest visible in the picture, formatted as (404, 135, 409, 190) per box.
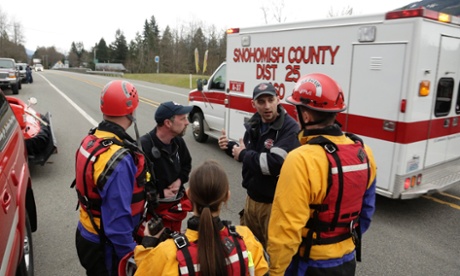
(74, 134, 146, 234)
(174, 222, 249, 276)
(300, 134, 370, 260)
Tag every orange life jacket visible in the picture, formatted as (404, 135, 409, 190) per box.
(300, 134, 370, 260)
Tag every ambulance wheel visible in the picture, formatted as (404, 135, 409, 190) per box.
(191, 112, 208, 143)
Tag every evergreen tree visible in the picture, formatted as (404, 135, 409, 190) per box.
(110, 29, 128, 64)
(160, 26, 174, 73)
(96, 38, 110, 63)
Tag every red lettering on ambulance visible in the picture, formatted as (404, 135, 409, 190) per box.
(287, 46, 340, 64)
(233, 47, 285, 63)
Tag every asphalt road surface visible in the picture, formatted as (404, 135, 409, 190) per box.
(9, 70, 459, 276)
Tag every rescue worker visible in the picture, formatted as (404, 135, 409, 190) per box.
(26, 65, 33, 83)
(134, 159, 269, 275)
(267, 73, 377, 275)
(140, 101, 193, 232)
(74, 80, 148, 275)
(218, 82, 300, 248)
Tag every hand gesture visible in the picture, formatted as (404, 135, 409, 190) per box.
(218, 129, 229, 150)
(232, 138, 246, 161)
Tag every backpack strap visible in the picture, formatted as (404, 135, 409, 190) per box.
(172, 232, 195, 276)
(223, 221, 246, 276)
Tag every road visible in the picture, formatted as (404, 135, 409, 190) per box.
(9, 70, 460, 275)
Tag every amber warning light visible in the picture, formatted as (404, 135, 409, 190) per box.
(227, 28, 240, 34)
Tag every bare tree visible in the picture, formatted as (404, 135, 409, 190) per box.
(12, 21, 25, 45)
(327, 6, 354, 18)
(261, 0, 287, 24)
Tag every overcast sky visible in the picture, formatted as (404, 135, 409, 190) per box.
(0, 0, 414, 54)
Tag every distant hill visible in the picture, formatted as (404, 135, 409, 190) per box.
(26, 48, 34, 57)
(398, 0, 460, 15)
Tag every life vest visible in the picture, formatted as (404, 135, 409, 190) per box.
(299, 134, 370, 261)
(73, 132, 147, 236)
(174, 221, 249, 276)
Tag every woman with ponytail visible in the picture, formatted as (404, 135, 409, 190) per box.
(133, 160, 268, 276)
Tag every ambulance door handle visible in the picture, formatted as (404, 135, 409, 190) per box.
(383, 121, 396, 132)
(452, 117, 458, 127)
(444, 118, 450, 128)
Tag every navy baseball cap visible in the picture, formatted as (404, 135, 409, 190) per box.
(155, 101, 193, 123)
(253, 83, 277, 99)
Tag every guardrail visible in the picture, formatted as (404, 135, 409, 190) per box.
(55, 68, 124, 77)
(86, 70, 124, 77)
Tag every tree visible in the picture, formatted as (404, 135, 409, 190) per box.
(159, 26, 174, 73)
(70, 42, 86, 66)
(96, 38, 109, 63)
(0, 8, 27, 61)
(12, 21, 24, 46)
(327, 6, 354, 17)
(138, 16, 161, 73)
(204, 25, 223, 75)
(191, 27, 206, 74)
(110, 29, 128, 64)
(261, 0, 287, 24)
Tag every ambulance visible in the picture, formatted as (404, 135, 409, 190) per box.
(188, 7, 460, 199)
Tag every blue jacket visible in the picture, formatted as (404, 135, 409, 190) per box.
(226, 105, 300, 203)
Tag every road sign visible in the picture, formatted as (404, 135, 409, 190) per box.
(155, 56, 160, 63)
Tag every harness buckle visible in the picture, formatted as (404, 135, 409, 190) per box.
(324, 144, 336, 153)
(82, 195, 91, 208)
(350, 220, 358, 245)
(173, 235, 188, 249)
(102, 140, 114, 147)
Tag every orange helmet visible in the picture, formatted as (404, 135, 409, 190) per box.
(287, 73, 346, 112)
(100, 80, 139, 116)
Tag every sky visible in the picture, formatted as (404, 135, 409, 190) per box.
(0, 0, 415, 54)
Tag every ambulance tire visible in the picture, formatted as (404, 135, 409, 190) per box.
(191, 112, 208, 143)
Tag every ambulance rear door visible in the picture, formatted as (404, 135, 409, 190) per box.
(346, 43, 407, 192)
(425, 35, 460, 167)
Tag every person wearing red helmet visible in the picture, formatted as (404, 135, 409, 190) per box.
(267, 73, 377, 275)
(73, 80, 151, 275)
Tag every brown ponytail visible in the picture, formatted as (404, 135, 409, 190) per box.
(188, 160, 230, 276)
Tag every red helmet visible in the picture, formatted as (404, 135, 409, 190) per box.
(100, 80, 139, 116)
(287, 73, 346, 112)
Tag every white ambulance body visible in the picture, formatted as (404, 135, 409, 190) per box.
(188, 7, 460, 199)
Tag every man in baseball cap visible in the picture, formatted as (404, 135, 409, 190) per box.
(155, 101, 193, 124)
(253, 82, 277, 100)
(140, 100, 193, 232)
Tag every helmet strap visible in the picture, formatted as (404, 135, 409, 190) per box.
(127, 114, 142, 148)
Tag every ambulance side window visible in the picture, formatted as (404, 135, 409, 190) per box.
(209, 65, 226, 91)
(434, 78, 453, 117)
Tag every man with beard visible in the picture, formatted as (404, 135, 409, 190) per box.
(218, 82, 300, 248)
(140, 101, 193, 232)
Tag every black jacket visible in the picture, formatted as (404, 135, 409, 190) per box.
(226, 105, 300, 203)
(140, 127, 192, 198)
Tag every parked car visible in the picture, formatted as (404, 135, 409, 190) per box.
(0, 89, 38, 275)
(16, 63, 28, 83)
(34, 64, 43, 72)
(0, 57, 22, 94)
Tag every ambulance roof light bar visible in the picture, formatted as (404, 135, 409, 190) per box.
(385, 7, 460, 25)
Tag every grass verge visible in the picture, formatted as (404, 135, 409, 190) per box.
(124, 73, 210, 89)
